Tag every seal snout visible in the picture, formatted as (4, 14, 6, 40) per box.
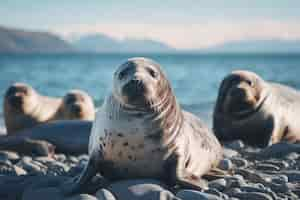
(123, 79, 146, 96)
(230, 86, 247, 99)
(9, 95, 24, 107)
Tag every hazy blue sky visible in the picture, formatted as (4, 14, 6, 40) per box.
(1, 0, 300, 48)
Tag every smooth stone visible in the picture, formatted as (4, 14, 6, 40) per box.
(55, 154, 67, 162)
(14, 165, 27, 175)
(234, 169, 266, 183)
(68, 156, 79, 163)
(218, 159, 233, 171)
(95, 188, 117, 200)
(208, 179, 227, 192)
(44, 161, 70, 176)
(0, 162, 18, 175)
(34, 156, 56, 163)
(65, 194, 98, 200)
(225, 188, 241, 196)
(239, 186, 278, 199)
(107, 179, 177, 200)
(17, 157, 44, 174)
(255, 163, 280, 171)
(223, 148, 239, 158)
(22, 187, 63, 200)
(258, 142, 300, 158)
(263, 160, 289, 169)
(230, 192, 273, 200)
(176, 190, 222, 200)
(223, 140, 245, 150)
(271, 175, 288, 184)
(230, 158, 248, 168)
(225, 176, 247, 188)
(0, 151, 20, 162)
(279, 171, 300, 182)
(285, 152, 299, 160)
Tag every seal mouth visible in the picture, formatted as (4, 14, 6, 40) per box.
(227, 94, 268, 120)
(122, 79, 148, 106)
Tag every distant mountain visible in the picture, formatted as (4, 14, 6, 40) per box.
(0, 26, 74, 54)
(205, 39, 300, 53)
(73, 34, 174, 53)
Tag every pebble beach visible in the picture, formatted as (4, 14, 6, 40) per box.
(1, 140, 299, 200)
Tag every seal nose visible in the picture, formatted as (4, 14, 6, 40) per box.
(231, 87, 247, 99)
(9, 96, 23, 107)
(71, 104, 82, 114)
(124, 79, 145, 95)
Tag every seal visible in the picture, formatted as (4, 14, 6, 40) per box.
(63, 57, 223, 194)
(60, 90, 95, 121)
(3, 82, 62, 134)
(213, 70, 300, 148)
(3, 83, 95, 134)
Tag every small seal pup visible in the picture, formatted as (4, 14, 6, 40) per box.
(213, 70, 300, 147)
(3, 82, 62, 134)
(4, 83, 95, 134)
(63, 57, 222, 194)
(60, 90, 95, 121)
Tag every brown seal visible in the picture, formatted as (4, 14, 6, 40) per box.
(213, 70, 300, 147)
(60, 90, 95, 121)
(3, 83, 62, 134)
(63, 57, 223, 194)
(3, 83, 95, 134)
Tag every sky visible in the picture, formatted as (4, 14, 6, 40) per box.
(0, 0, 300, 49)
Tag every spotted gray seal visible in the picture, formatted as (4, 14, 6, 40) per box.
(213, 70, 300, 147)
(63, 57, 222, 194)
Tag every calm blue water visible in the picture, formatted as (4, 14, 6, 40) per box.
(1, 53, 300, 131)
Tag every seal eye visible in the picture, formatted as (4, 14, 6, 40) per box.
(148, 68, 158, 78)
(119, 68, 129, 80)
(246, 80, 254, 87)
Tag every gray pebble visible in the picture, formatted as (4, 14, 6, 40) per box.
(95, 188, 117, 200)
(224, 140, 245, 150)
(285, 152, 299, 160)
(230, 192, 273, 200)
(107, 179, 176, 200)
(55, 154, 67, 162)
(208, 179, 227, 192)
(231, 157, 248, 168)
(255, 163, 280, 171)
(218, 159, 233, 171)
(65, 194, 98, 200)
(16, 157, 44, 174)
(223, 148, 239, 158)
(279, 170, 300, 182)
(0, 151, 20, 162)
(176, 190, 222, 200)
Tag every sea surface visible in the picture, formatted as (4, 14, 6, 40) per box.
(0, 53, 300, 133)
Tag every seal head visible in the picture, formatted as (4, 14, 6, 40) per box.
(61, 90, 95, 121)
(213, 70, 274, 147)
(4, 83, 39, 115)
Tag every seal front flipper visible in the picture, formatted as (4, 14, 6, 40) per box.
(165, 154, 208, 191)
(61, 154, 106, 195)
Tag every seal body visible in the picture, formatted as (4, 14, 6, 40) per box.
(3, 83, 62, 134)
(59, 89, 95, 121)
(213, 70, 300, 147)
(65, 57, 222, 194)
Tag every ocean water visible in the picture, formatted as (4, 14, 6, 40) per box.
(1, 53, 300, 132)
